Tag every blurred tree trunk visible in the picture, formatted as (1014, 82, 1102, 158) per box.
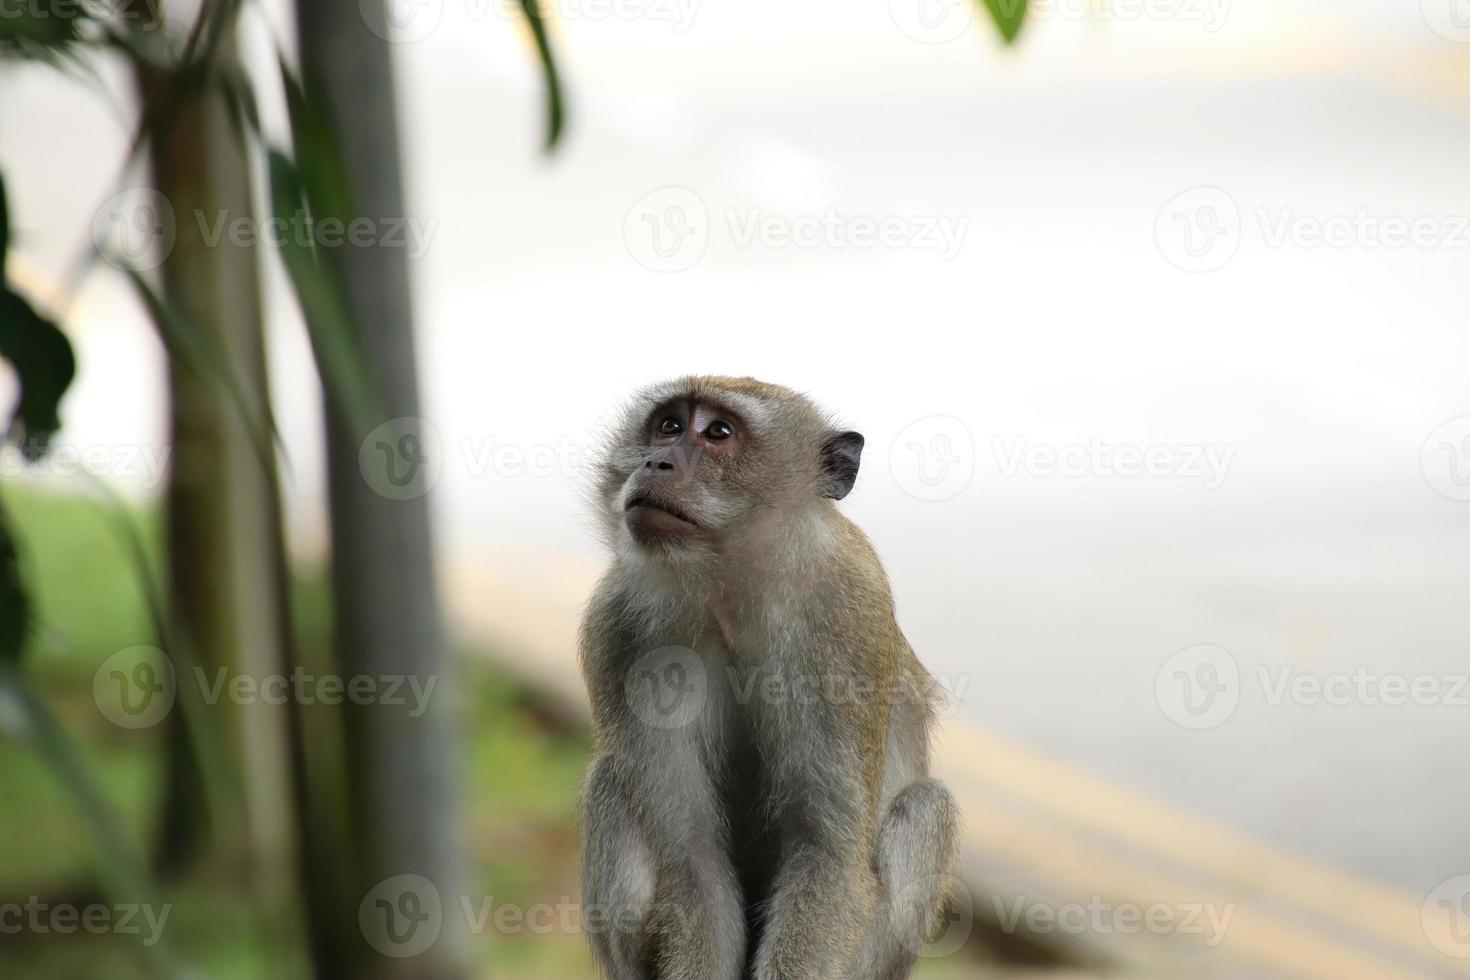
(137, 27, 298, 881)
(294, 4, 466, 978)
(133, 14, 329, 963)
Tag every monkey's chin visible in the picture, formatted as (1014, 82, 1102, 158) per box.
(625, 504, 701, 546)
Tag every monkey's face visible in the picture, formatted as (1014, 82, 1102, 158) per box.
(599, 378, 866, 557)
(620, 398, 749, 547)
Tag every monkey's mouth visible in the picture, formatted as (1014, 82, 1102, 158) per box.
(624, 493, 699, 528)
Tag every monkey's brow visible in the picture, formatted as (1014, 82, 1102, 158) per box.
(640, 395, 757, 434)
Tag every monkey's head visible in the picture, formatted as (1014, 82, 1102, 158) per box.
(594, 377, 864, 557)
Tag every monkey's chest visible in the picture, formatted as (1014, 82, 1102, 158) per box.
(717, 702, 783, 949)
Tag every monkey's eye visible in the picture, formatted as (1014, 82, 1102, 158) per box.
(705, 419, 734, 441)
(658, 417, 683, 436)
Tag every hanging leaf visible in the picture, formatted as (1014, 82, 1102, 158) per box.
(0, 289, 77, 459)
(276, 55, 353, 221)
(0, 172, 9, 266)
(119, 266, 281, 467)
(0, 507, 28, 667)
(515, 0, 567, 151)
(980, 0, 1027, 44)
(266, 150, 378, 433)
(0, 667, 175, 977)
(0, 6, 85, 61)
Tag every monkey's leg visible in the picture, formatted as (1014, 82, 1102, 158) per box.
(583, 756, 657, 979)
(584, 740, 746, 980)
(849, 778, 959, 980)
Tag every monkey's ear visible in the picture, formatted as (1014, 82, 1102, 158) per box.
(819, 431, 864, 500)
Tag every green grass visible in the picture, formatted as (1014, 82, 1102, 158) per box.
(0, 485, 593, 979)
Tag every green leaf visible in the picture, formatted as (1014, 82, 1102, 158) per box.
(0, 6, 85, 60)
(276, 54, 354, 222)
(266, 150, 378, 433)
(0, 505, 28, 666)
(0, 667, 174, 977)
(118, 266, 281, 469)
(980, 0, 1027, 43)
(515, 0, 568, 151)
(0, 172, 10, 267)
(0, 288, 77, 458)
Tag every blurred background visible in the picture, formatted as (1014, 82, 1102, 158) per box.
(1, 0, 1469, 977)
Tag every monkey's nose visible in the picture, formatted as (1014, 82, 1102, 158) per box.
(645, 459, 674, 471)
